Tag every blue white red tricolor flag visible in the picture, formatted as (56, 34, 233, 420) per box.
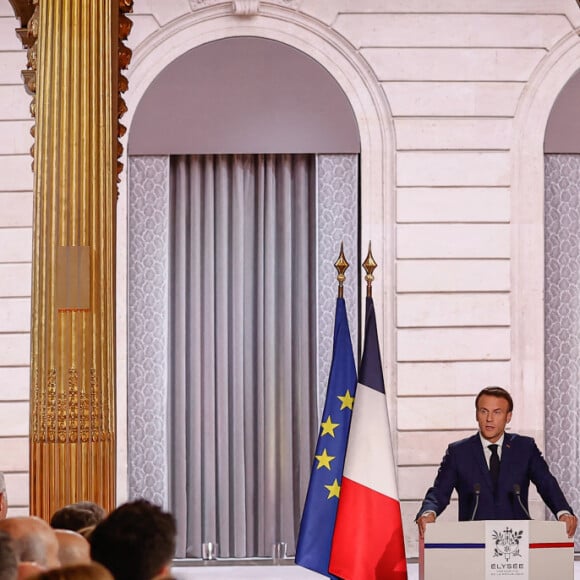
(329, 296, 408, 580)
(295, 296, 357, 577)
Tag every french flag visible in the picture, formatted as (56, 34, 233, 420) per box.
(329, 296, 408, 580)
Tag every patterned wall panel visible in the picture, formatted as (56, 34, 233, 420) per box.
(544, 154, 580, 543)
(128, 155, 170, 506)
(317, 155, 359, 414)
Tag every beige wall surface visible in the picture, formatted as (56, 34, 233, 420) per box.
(0, 0, 32, 518)
(1, 0, 580, 556)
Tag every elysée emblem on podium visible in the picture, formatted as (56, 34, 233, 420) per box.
(492, 527, 524, 562)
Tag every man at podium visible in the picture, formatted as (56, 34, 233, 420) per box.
(416, 386, 577, 538)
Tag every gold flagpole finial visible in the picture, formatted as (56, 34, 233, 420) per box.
(362, 242, 377, 298)
(334, 242, 349, 298)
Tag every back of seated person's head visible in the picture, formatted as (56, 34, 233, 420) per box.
(90, 499, 176, 580)
(29, 563, 113, 580)
(54, 530, 90, 566)
(50, 505, 102, 533)
(16, 561, 44, 580)
(0, 517, 59, 569)
(0, 530, 17, 580)
(67, 503, 106, 523)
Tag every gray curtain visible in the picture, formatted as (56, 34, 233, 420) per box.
(169, 154, 317, 559)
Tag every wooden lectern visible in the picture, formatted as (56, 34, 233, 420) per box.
(420, 520, 574, 580)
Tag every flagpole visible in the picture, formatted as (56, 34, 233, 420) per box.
(363, 241, 377, 298)
(335, 241, 348, 298)
(295, 243, 358, 577)
(329, 241, 408, 580)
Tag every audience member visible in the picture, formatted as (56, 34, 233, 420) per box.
(0, 530, 17, 580)
(16, 563, 43, 580)
(53, 531, 90, 567)
(0, 517, 60, 569)
(29, 563, 113, 580)
(50, 502, 105, 533)
(68, 503, 105, 524)
(0, 473, 8, 520)
(90, 500, 176, 580)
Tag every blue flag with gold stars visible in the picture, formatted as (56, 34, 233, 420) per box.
(295, 296, 357, 577)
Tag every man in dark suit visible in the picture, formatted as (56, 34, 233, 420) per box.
(416, 386, 577, 538)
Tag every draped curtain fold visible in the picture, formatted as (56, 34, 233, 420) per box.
(169, 154, 317, 558)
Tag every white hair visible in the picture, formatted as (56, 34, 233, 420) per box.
(0, 473, 5, 494)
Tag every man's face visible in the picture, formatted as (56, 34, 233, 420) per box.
(476, 394, 512, 443)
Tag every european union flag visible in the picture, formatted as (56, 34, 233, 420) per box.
(295, 296, 357, 577)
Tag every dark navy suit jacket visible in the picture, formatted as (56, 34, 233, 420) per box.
(417, 432, 573, 521)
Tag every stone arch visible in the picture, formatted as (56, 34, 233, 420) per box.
(511, 33, 580, 529)
(115, 4, 395, 500)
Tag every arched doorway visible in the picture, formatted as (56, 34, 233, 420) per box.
(544, 69, 580, 543)
(121, 23, 391, 557)
(511, 34, 580, 544)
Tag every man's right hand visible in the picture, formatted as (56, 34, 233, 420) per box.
(417, 512, 436, 538)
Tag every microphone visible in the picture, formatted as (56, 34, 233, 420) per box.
(470, 483, 481, 521)
(513, 484, 532, 519)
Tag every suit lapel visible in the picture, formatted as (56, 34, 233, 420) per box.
(471, 433, 493, 490)
(498, 432, 513, 486)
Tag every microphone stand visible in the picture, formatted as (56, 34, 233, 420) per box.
(470, 483, 481, 521)
(513, 484, 532, 519)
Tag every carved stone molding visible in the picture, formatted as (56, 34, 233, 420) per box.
(190, 0, 221, 8)
(232, 0, 260, 16)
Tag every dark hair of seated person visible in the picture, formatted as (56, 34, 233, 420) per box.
(0, 530, 17, 580)
(50, 502, 105, 532)
(90, 499, 176, 580)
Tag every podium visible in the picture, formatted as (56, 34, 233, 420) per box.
(419, 520, 574, 580)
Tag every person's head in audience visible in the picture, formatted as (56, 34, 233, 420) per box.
(54, 530, 90, 567)
(69, 503, 106, 523)
(0, 530, 17, 580)
(90, 499, 176, 580)
(0, 517, 60, 569)
(16, 562, 43, 580)
(50, 502, 105, 533)
(0, 473, 8, 520)
(29, 563, 113, 580)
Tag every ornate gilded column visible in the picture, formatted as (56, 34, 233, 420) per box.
(23, 0, 132, 519)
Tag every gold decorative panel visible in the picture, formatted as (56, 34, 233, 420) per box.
(25, 0, 133, 520)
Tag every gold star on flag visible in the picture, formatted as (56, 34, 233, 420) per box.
(324, 478, 341, 499)
(320, 415, 339, 437)
(338, 389, 355, 410)
(315, 448, 335, 470)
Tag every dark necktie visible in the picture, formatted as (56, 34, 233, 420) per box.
(488, 444, 500, 486)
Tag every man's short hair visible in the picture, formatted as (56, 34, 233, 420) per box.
(90, 499, 176, 580)
(50, 502, 105, 532)
(0, 473, 6, 494)
(0, 530, 17, 580)
(69, 502, 106, 522)
(475, 386, 514, 413)
(0, 516, 59, 568)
